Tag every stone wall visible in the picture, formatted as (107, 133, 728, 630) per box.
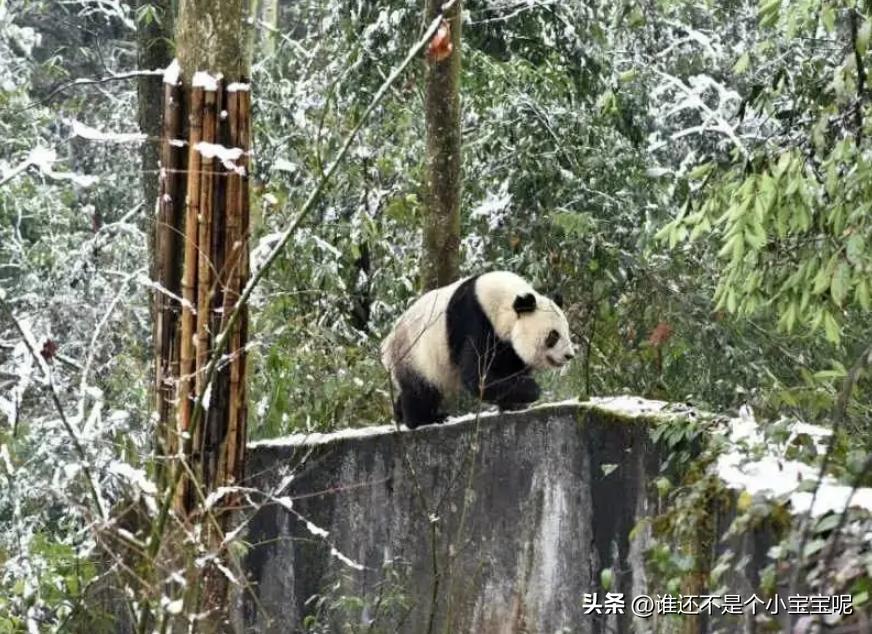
(235, 399, 691, 633)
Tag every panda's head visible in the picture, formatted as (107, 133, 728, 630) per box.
(509, 292, 575, 370)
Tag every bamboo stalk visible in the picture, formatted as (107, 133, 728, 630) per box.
(155, 79, 183, 457)
(233, 87, 251, 479)
(176, 85, 204, 511)
(217, 87, 241, 484)
(195, 84, 218, 398)
(234, 90, 251, 473)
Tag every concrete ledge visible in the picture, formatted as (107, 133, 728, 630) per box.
(236, 398, 687, 633)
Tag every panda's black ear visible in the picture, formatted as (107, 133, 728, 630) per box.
(552, 292, 564, 309)
(513, 293, 537, 314)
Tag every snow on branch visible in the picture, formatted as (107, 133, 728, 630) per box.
(650, 69, 748, 158)
(137, 273, 197, 314)
(69, 119, 147, 144)
(0, 147, 98, 188)
(17, 69, 165, 112)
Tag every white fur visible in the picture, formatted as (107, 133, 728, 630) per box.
(511, 294, 574, 370)
(380, 277, 463, 393)
(381, 272, 575, 396)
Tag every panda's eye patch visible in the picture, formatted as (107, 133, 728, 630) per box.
(545, 329, 560, 348)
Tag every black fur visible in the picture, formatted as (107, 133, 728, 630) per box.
(512, 292, 536, 314)
(447, 276, 540, 410)
(394, 371, 446, 429)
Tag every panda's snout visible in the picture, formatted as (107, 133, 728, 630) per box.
(545, 350, 575, 368)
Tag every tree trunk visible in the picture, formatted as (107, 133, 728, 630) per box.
(137, 0, 174, 218)
(151, 1, 250, 629)
(421, 0, 462, 290)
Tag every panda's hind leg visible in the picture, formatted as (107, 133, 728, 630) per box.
(396, 371, 445, 429)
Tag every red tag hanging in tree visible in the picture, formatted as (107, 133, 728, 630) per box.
(426, 20, 453, 62)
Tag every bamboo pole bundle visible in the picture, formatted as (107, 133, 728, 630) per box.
(157, 74, 249, 513)
(235, 87, 251, 481)
(195, 84, 218, 400)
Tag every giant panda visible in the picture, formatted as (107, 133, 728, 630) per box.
(381, 271, 576, 428)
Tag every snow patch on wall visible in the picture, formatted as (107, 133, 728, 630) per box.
(589, 395, 670, 416)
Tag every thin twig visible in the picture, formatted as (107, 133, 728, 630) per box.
(0, 296, 106, 519)
(12, 69, 165, 114)
(78, 267, 145, 426)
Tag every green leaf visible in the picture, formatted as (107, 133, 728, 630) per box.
(803, 538, 826, 557)
(823, 310, 840, 344)
(744, 222, 767, 250)
(654, 221, 676, 243)
(726, 288, 737, 313)
(759, 0, 781, 28)
(814, 514, 840, 533)
(846, 233, 864, 264)
(654, 476, 672, 496)
(813, 369, 847, 380)
(618, 69, 638, 83)
(689, 215, 712, 241)
(758, 172, 777, 211)
(718, 234, 738, 259)
(813, 254, 838, 295)
(858, 19, 872, 56)
(812, 265, 830, 295)
(688, 162, 714, 180)
(830, 260, 850, 306)
(780, 301, 797, 333)
(825, 161, 839, 198)
(733, 52, 750, 75)
(857, 277, 871, 311)
(822, 6, 836, 33)
(774, 151, 792, 178)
